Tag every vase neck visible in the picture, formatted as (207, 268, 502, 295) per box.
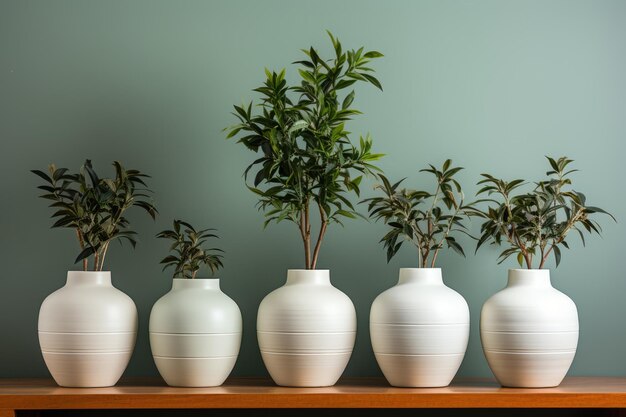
(172, 278, 220, 290)
(398, 268, 443, 285)
(66, 271, 111, 286)
(507, 269, 552, 287)
(286, 269, 330, 285)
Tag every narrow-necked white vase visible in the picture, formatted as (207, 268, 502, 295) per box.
(370, 268, 470, 387)
(481, 269, 579, 387)
(38, 271, 138, 387)
(149, 278, 242, 387)
(257, 269, 356, 387)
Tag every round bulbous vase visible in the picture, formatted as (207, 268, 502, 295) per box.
(149, 278, 242, 387)
(370, 268, 470, 387)
(38, 271, 138, 387)
(481, 269, 579, 388)
(257, 269, 356, 387)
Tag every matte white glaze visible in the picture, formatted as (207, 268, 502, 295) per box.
(149, 278, 242, 387)
(480, 269, 579, 387)
(257, 269, 356, 387)
(370, 268, 470, 387)
(38, 271, 138, 387)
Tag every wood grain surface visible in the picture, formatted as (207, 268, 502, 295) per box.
(0, 377, 625, 410)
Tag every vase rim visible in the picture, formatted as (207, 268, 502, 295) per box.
(171, 278, 220, 290)
(286, 269, 331, 285)
(507, 268, 552, 287)
(398, 267, 443, 284)
(399, 267, 442, 271)
(66, 270, 111, 286)
(172, 277, 220, 280)
(508, 268, 550, 271)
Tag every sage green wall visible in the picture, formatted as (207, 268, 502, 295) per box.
(1, 0, 624, 379)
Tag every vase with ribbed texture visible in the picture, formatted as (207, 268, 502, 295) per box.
(257, 269, 356, 387)
(149, 278, 242, 387)
(481, 269, 579, 388)
(38, 271, 137, 387)
(370, 268, 470, 387)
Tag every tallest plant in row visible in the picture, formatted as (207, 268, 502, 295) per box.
(227, 32, 383, 386)
(227, 31, 383, 270)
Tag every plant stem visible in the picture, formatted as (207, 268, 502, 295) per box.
(98, 242, 110, 271)
(416, 242, 422, 268)
(539, 244, 554, 269)
(431, 205, 462, 268)
(93, 250, 99, 272)
(76, 229, 88, 271)
(310, 202, 328, 270)
(538, 209, 583, 269)
(302, 200, 311, 269)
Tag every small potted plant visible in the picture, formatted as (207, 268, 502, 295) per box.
(364, 160, 475, 387)
(149, 220, 241, 387)
(475, 156, 614, 388)
(33, 160, 157, 387)
(226, 32, 383, 387)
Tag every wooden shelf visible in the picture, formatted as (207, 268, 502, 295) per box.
(1, 377, 626, 414)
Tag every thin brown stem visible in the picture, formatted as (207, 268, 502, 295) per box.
(93, 250, 99, 272)
(76, 229, 88, 271)
(431, 205, 462, 268)
(539, 245, 554, 269)
(538, 209, 583, 269)
(301, 201, 311, 269)
(508, 223, 532, 269)
(310, 202, 328, 270)
(539, 244, 546, 269)
(98, 242, 110, 271)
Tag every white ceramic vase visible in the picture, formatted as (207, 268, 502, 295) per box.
(257, 269, 356, 387)
(38, 271, 138, 387)
(149, 278, 242, 387)
(370, 268, 470, 387)
(481, 269, 579, 388)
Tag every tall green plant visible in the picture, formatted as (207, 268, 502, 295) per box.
(363, 160, 476, 268)
(475, 156, 615, 269)
(226, 31, 384, 269)
(157, 220, 224, 279)
(32, 160, 157, 271)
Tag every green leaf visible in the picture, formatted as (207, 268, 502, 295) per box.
(446, 237, 465, 257)
(553, 245, 561, 268)
(363, 51, 384, 58)
(75, 246, 95, 264)
(31, 169, 53, 184)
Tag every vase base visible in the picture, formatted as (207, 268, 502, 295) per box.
(484, 349, 576, 388)
(260, 351, 352, 387)
(374, 352, 464, 388)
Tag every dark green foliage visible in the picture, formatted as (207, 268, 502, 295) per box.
(156, 220, 224, 279)
(363, 160, 476, 268)
(226, 31, 384, 269)
(32, 160, 158, 271)
(474, 156, 615, 269)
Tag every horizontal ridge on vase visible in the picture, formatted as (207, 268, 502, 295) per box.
(480, 269, 579, 388)
(38, 271, 138, 388)
(149, 278, 242, 387)
(370, 268, 470, 387)
(257, 269, 356, 387)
